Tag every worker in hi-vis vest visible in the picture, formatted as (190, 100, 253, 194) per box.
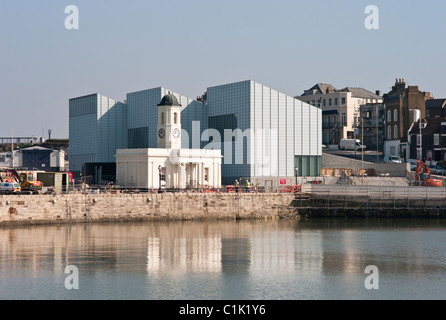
(246, 180, 251, 193)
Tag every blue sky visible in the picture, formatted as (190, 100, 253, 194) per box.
(1, 0, 445, 138)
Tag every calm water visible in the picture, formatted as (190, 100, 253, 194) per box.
(1, 218, 446, 300)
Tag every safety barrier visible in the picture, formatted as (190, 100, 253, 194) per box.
(278, 185, 302, 193)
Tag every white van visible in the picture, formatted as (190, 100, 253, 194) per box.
(0, 182, 21, 194)
(339, 139, 366, 151)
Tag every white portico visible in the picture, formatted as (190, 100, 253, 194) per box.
(116, 93, 222, 189)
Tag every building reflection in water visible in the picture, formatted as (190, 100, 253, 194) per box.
(147, 236, 222, 274)
(2, 219, 445, 283)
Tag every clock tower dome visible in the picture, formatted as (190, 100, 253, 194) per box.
(157, 93, 182, 149)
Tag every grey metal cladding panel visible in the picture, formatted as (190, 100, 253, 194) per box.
(286, 96, 295, 176)
(278, 93, 287, 176)
(294, 100, 302, 156)
(207, 81, 251, 121)
(69, 94, 97, 118)
(127, 88, 162, 130)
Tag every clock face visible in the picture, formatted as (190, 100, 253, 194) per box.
(172, 128, 180, 139)
(158, 128, 165, 139)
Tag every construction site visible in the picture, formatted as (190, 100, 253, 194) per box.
(289, 152, 446, 218)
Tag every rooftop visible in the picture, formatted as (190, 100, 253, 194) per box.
(299, 83, 382, 100)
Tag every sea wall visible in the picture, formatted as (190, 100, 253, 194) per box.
(0, 192, 296, 226)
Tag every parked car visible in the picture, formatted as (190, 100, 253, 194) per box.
(384, 155, 403, 163)
(429, 165, 446, 176)
(0, 182, 21, 194)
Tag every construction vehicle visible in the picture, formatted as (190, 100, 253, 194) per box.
(0, 169, 43, 194)
(414, 160, 443, 187)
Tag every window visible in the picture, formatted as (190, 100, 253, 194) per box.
(417, 134, 421, 146)
(204, 168, 209, 182)
(388, 126, 391, 139)
(366, 111, 370, 119)
(387, 110, 391, 123)
(390, 146, 396, 156)
(341, 113, 346, 126)
(329, 99, 332, 106)
(0, 155, 4, 163)
(341, 97, 346, 105)
(295, 155, 322, 177)
(434, 134, 440, 146)
(128, 127, 149, 149)
(161, 112, 165, 124)
(394, 109, 398, 122)
(335, 98, 338, 106)
(323, 99, 326, 107)
(174, 112, 178, 124)
(159, 167, 166, 182)
(394, 125, 398, 139)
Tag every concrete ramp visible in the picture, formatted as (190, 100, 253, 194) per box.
(349, 177, 410, 186)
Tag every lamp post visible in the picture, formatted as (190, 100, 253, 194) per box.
(419, 118, 423, 162)
(376, 104, 379, 163)
(158, 165, 162, 192)
(362, 118, 364, 185)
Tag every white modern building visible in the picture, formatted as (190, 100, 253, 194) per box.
(207, 80, 322, 186)
(70, 80, 323, 188)
(116, 93, 222, 189)
(69, 93, 127, 176)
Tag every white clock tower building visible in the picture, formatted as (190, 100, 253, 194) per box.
(157, 92, 182, 149)
(116, 93, 222, 190)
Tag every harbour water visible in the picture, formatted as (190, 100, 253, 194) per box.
(1, 218, 446, 300)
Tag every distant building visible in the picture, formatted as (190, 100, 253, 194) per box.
(359, 103, 385, 152)
(383, 78, 433, 161)
(0, 151, 17, 168)
(408, 98, 446, 163)
(0, 137, 45, 145)
(295, 83, 382, 146)
(0, 146, 65, 171)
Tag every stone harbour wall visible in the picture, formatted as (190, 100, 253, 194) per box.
(0, 193, 297, 226)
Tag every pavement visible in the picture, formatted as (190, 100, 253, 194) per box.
(323, 149, 384, 163)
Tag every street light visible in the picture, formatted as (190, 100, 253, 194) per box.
(362, 118, 364, 185)
(158, 165, 162, 192)
(376, 104, 379, 163)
